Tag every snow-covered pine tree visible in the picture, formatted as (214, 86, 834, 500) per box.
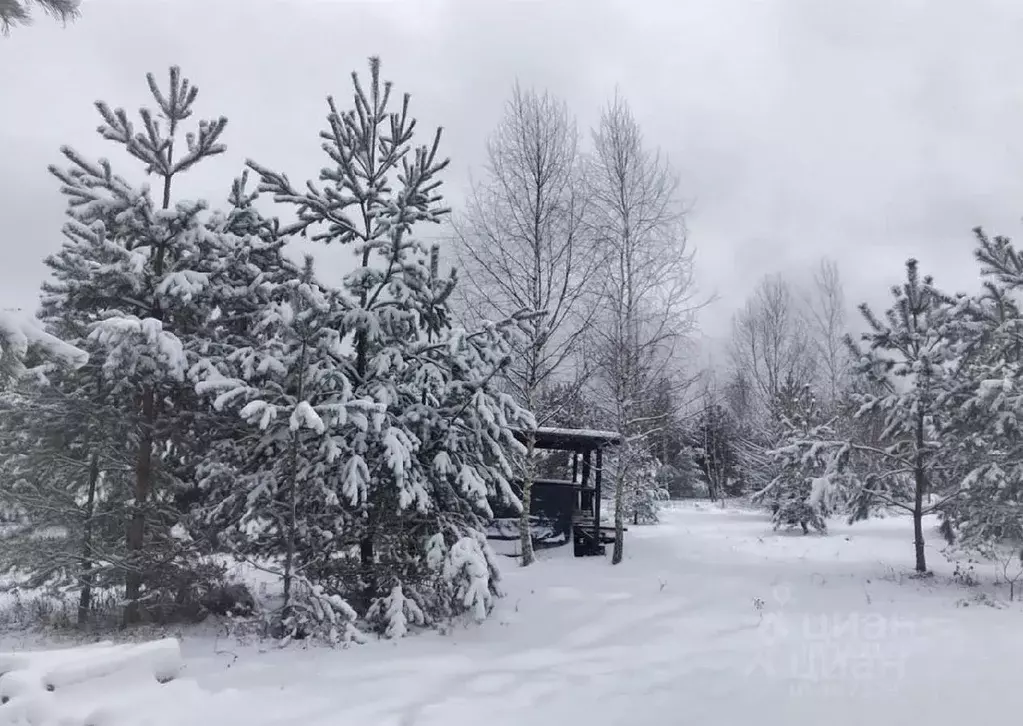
(619, 450, 668, 524)
(0, 0, 79, 34)
(783, 260, 965, 572)
(0, 358, 131, 627)
(196, 250, 374, 644)
(189, 179, 386, 641)
(0, 310, 87, 387)
(838, 369, 913, 523)
(753, 381, 842, 534)
(245, 57, 532, 635)
(0, 309, 116, 628)
(939, 228, 1023, 557)
(45, 66, 230, 623)
(848, 262, 969, 571)
(388, 274, 535, 625)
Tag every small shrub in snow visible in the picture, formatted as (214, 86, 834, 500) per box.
(201, 582, 258, 618)
(366, 584, 425, 639)
(755, 383, 844, 535)
(441, 534, 499, 622)
(621, 455, 669, 525)
(271, 574, 365, 646)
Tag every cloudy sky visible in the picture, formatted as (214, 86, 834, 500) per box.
(4, 0, 1023, 359)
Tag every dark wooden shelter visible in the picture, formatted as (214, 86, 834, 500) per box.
(510, 427, 623, 557)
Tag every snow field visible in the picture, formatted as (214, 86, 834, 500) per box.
(4, 502, 1023, 725)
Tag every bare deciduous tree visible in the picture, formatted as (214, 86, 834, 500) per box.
(585, 92, 698, 564)
(729, 274, 815, 410)
(0, 0, 79, 34)
(452, 83, 600, 566)
(802, 258, 849, 404)
(728, 274, 818, 499)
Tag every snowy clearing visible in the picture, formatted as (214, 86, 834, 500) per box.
(3, 502, 1023, 725)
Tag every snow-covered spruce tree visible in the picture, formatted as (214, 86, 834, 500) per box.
(786, 260, 965, 572)
(245, 57, 532, 636)
(46, 66, 230, 624)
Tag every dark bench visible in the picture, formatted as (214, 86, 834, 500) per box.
(572, 519, 627, 555)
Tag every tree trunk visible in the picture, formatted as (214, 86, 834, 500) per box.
(519, 429, 537, 566)
(912, 484, 926, 573)
(77, 450, 100, 627)
(704, 423, 718, 502)
(123, 173, 174, 627)
(912, 411, 928, 574)
(612, 441, 627, 564)
(355, 319, 378, 602)
(124, 386, 155, 626)
(912, 501, 926, 573)
(282, 433, 300, 617)
(283, 338, 310, 618)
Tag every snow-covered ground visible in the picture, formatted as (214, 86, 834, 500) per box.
(4, 502, 1023, 725)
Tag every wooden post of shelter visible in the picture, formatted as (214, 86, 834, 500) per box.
(594, 447, 603, 549)
(581, 450, 591, 517)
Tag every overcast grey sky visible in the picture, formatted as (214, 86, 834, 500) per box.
(4, 0, 1023, 358)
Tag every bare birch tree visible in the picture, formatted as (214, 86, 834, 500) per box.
(727, 274, 816, 497)
(729, 274, 816, 409)
(452, 83, 600, 566)
(585, 92, 697, 564)
(801, 258, 849, 404)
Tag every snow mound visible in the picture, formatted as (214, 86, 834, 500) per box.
(0, 638, 219, 726)
(0, 638, 299, 726)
